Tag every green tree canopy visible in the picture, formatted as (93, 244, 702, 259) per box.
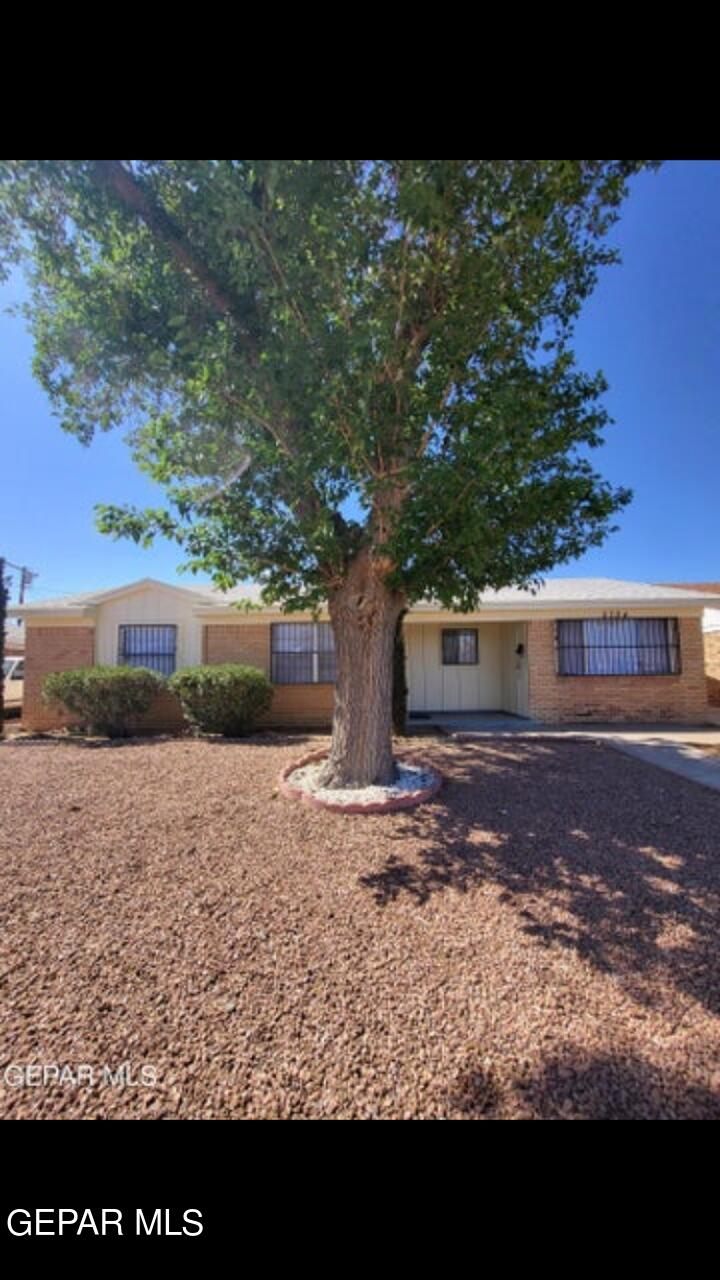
(0, 159, 655, 785)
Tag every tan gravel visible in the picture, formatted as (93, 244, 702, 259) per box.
(1, 732, 719, 1120)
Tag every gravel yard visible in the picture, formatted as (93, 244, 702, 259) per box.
(1, 732, 719, 1120)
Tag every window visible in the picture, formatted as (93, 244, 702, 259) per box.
(11, 660, 23, 680)
(118, 624, 177, 676)
(557, 618, 680, 676)
(271, 622, 336, 684)
(442, 628, 479, 666)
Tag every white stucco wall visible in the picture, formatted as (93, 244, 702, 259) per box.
(94, 586, 203, 669)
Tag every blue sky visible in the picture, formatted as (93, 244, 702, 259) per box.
(1, 159, 718, 606)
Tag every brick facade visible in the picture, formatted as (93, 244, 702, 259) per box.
(22, 626, 96, 731)
(705, 631, 720, 706)
(22, 626, 187, 733)
(527, 616, 710, 722)
(21, 612, 711, 735)
(203, 623, 334, 727)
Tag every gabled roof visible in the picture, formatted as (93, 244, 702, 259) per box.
(9, 574, 720, 618)
(8, 577, 221, 615)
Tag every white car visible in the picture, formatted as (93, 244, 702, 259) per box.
(3, 656, 24, 711)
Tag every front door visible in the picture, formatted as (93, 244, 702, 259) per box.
(406, 624, 502, 712)
(440, 627, 481, 711)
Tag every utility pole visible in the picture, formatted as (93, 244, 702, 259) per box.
(3, 559, 37, 604)
(19, 567, 34, 604)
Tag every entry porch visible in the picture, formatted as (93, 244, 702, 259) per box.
(405, 621, 529, 717)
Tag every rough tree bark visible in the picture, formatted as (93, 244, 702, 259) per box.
(316, 550, 405, 789)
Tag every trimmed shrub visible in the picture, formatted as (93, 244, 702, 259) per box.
(168, 664, 273, 737)
(43, 666, 165, 737)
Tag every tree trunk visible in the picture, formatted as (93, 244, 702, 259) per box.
(316, 551, 405, 789)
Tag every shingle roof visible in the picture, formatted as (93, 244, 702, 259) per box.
(413, 577, 720, 609)
(10, 575, 720, 616)
(8, 578, 218, 614)
(9, 588, 106, 613)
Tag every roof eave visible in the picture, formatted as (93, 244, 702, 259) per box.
(8, 605, 98, 620)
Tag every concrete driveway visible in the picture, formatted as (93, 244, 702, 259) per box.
(410, 713, 720, 795)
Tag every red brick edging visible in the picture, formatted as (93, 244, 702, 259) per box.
(279, 749, 444, 813)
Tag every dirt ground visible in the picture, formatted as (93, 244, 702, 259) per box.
(1, 732, 719, 1120)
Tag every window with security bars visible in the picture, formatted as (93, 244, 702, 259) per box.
(556, 618, 680, 676)
(271, 622, 336, 684)
(118, 624, 178, 676)
(442, 628, 479, 665)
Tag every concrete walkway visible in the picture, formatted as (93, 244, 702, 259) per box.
(409, 712, 720, 795)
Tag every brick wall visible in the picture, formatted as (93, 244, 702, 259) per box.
(203, 624, 334, 728)
(705, 631, 720, 706)
(22, 626, 96, 731)
(126, 688, 186, 733)
(23, 626, 186, 733)
(527, 617, 710, 722)
(203, 624, 269, 670)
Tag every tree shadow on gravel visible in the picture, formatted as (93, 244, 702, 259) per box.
(359, 740, 720, 1015)
(449, 1049, 720, 1119)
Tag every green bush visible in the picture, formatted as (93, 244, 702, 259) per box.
(168, 664, 273, 737)
(43, 666, 165, 737)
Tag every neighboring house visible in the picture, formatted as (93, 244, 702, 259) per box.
(4, 620, 25, 655)
(663, 583, 720, 707)
(10, 577, 719, 731)
(2, 623, 25, 712)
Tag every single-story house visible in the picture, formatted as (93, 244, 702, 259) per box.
(663, 583, 720, 707)
(10, 576, 720, 732)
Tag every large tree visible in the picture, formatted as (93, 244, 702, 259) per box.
(0, 160, 653, 785)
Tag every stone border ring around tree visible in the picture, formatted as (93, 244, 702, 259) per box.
(279, 749, 444, 813)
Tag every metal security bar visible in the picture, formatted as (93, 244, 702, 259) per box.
(442, 628, 479, 665)
(270, 622, 336, 684)
(118, 624, 178, 676)
(557, 618, 680, 676)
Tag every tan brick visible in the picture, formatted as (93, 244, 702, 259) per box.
(22, 626, 96, 731)
(705, 631, 720, 706)
(203, 624, 334, 728)
(22, 626, 186, 733)
(527, 617, 710, 722)
(204, 624, 270, 672)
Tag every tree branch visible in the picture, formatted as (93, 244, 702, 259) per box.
(89, 161, 253, 330)
(90, 161, 346, 565)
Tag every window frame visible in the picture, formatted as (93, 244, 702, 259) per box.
(117, 623, 178, 677)
(556, 617, 681, 677)
(270, 621, 337, 685)
(441, 628, 479, 667)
